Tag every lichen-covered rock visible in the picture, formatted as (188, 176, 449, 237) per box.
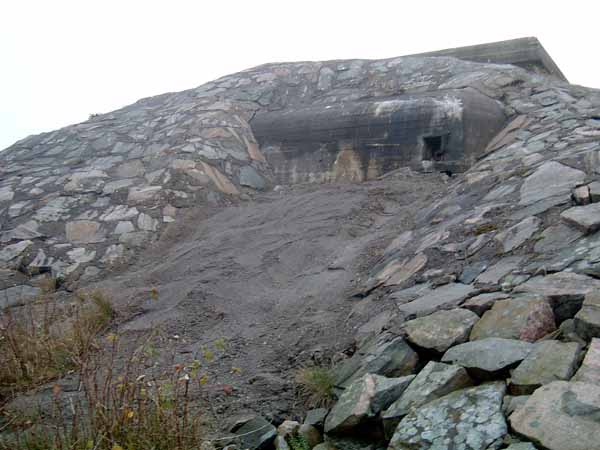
(388, 382, 507, 450)
(494, 216, 542, 253)
(333, 332, 418, 389)
(469, 296, 556, 342)
(229, 415, 276, 450)
(509, 340, 582, 394)
(510, 381, 600, 450)
(403, 308, 479, 353)
(382, 361, 472, 436)
(574, 291, 600, 340)
(441, 338, 534, 379)
(396, 283, 476, 320)
(514, 272, 600, 322)
(572, 338, 600, 384)
(561, 203, 600, 233)
(324, 373, 414, 434)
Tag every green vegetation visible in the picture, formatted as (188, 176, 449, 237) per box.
(288, 434, 311, 450)
(295, 366, 336, 408)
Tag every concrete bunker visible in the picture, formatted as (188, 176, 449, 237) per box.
(251, 88, 506, 184)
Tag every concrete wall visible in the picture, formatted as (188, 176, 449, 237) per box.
(251, 89, 506, 184)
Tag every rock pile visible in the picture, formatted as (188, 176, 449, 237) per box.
(3, 39, 600, 450)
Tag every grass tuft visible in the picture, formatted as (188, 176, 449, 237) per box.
(295, 366, 336, 408)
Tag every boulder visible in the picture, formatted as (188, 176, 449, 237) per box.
(229, 416, 276, 450)
(574, 292, 600, 340)
(469, 296, 556, 342)
(503, 395, 530, 416)
(462, 292, 509, 316)
(324, 373, 414, 434)
(572, 338, 600, 384)
(510, 381, 600, 450)
(388, 382, 507, 450)
(304, 408, 328, 428)
(510, 340, 582, 394)
(561, 203, 600, 233)
(382, 361, 472, 436)
(441, 338, 535, 379)
(333, 332, 418, 389)
(396, 283, 476, 320)
(403, 308, 479, 353)
(519, 161, 585, 207)
(514, 272, 600, 322)
(505, 444, 537, 450)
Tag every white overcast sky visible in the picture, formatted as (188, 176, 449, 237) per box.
(1, 0, 598, 151)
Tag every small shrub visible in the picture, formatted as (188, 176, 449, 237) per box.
(296, 366, 336, 408)
(288, 434, 311, 450)
(1, 333, 225, 450)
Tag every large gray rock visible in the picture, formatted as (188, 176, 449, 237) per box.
(324, 373, 414, 434)
(388, 382, 507, 450)
(403, 308, 479, 353)
(514, 272, 600, 322)
(510, 340, 582, 394)
(239, 166, 267, 190)
(382, 361, 472, 435)
(510, 381, 600, 450)
(519, 161, 586, 206)
(534, 223, 584, 253)
(229, 415, 277, 450)
(495, 216, 542, 253)
(397, 283, 476, 320)
(561, 203, 600, 233)
(0, 285, 42, 309)
(441, 338, 535, 379)
(574, 292, 600, 340)
(573, 338, 600, 384)
(469, 296, 556, 342)
(333, 332, 418, 389)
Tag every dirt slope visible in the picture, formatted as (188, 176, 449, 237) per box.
(99, 170, 446, 420)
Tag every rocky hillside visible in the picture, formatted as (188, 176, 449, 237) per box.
(2, 49, 600, 450)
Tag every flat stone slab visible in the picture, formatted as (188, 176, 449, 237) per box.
(475, 256, 524, 285)
(0, 285, 42, 309)
(519, 161, 585, 206)
(397, 283, 476, 320)
(333, 332, 418, 388)
(388, 382, 507, 450)
(561, 203, 600, 233)
(382, 361, 472, 435)
(510, 381, 600, 450)
(462, 292, 509, 316)
(534, 223, 584, 254)
(574, 291, 600, 340)
(404, 308, 479, 353)
(324, 374, 414, 434)
(510, 340, 582, 394)
(442, 338, 535, 379)
(514, 272, 600, 322)
(495, 216, 542, 253)
(573, 338, 600, 384)
(469, 296, 556, 342)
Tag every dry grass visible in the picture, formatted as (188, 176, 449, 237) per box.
(0, 288, 114, 400)
(295, 366, 336, 408)
(0, 284, 224, 450)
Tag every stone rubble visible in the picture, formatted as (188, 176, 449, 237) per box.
(3, 41, 600, 450)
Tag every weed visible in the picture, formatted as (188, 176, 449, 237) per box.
(0, 289, 114, 402)
(288, 434, 311, 450)
(295, 366, 336, 408)
(0, 331, 225, 450)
